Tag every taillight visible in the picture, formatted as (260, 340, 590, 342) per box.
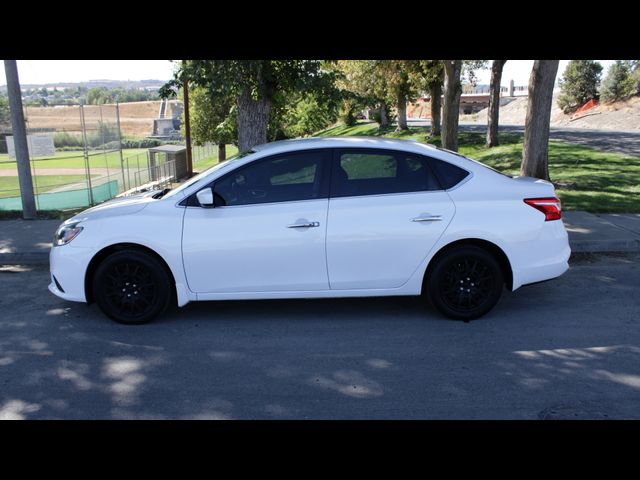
(524, 197, 562, 221)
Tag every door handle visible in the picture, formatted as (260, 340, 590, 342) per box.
(412, 215, 442, 222)
(287, 221, 320, 228)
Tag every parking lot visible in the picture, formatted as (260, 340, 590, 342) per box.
(1, 252, 639, 420)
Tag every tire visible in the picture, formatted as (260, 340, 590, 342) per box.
(92, 249, 172, 325)
(425, 245, 504, 321)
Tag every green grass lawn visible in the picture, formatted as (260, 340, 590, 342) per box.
(0, 175, 94, 199)
(0, 148, 149, 170)
(0, 145, 237, 173)
(315, 122, 640, 213)
(192, 144, 239, 172)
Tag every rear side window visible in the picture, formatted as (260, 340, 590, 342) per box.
(428, 158, 470, 189)
(332, 150, 442, 198)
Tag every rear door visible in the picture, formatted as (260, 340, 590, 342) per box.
(326, 148, 456, 290)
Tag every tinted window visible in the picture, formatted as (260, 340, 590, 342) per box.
(213, 150, 328, 206)
(332, 150, 442, 197)
(429, 158, 470, 189)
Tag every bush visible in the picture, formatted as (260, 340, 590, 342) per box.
(121, 138, 163, 148)
(281, 95, 339, 138)
(339, 98, 361, 127)
(86, 122, 119, 148)
(54, 131, 84, 148)
(371, 105, 396, 126)
(557, 60, 603, 113)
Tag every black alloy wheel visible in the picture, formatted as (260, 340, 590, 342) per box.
(426, 245, 504, 321)
(93, 249, 172, 325)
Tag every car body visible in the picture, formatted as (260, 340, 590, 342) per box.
(49, 136, 570, 324)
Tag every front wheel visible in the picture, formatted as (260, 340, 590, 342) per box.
(425, 245, 504, 321)
(93, 249, 172, 325)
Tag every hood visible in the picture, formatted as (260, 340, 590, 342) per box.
(69, 190, 158, 222)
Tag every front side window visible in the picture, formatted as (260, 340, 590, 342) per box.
(331, 149, 442, 198)
(213, 150, 328, 206)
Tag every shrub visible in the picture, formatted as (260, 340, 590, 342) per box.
(339, 98, 361, 127)
(86, 122, 119, 148)
(54, 131, 84, 148)
(121, 138, 163, 148)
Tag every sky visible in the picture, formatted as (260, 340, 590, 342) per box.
(0, 60, 178, 85)
(0, 59, 619, 87)
(475, 60, 616, 86)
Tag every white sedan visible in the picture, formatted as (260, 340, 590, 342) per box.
(49, 137, 570, 324)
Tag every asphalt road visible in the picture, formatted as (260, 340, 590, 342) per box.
(407, 120, 640, 157)
(1, 253, 639, 420)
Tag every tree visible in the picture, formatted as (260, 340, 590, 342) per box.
(441, 60, 463, 151)
(279, 91, 340, 138)
(417, 60, 444, 137)
(440, 60, 488, 150)
(387, 61, 412, 131)
(0, 94, 10, 126)
(628, 61, 640, 95)
(187, 86, 236, 162)
(600, 60, 634, 103)
(378, 61, 425, 131)
(161, 60, 339, 152)
(486, 60, 507, 148)
(521, 60, 560, 180)
(86, 87, 111, 105)
(335, 60, 392, 128)
(557, 60, 603, 113)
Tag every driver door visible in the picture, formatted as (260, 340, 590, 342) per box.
(181, 149, 331, 294)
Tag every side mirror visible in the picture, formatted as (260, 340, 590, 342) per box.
(196, 187, 214, 207)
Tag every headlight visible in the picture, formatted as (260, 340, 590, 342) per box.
(53, 222, 84, 246)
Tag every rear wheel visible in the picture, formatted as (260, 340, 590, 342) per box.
(93, 249, 172, 325)
(425, 245, 504, 321)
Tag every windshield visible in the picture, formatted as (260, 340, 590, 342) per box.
(162, 150, 254, 199)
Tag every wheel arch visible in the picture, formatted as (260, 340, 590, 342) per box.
(423, 238, 514, 292)
(84, 242, 177, 304)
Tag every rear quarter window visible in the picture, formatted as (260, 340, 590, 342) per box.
(429, 158, 470, 189)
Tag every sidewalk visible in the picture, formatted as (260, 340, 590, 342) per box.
(0, 212, 639, 266)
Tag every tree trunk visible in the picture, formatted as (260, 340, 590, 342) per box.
(218, 143, 226, 162)
(379, 102, 389, 128)
(395, 91, 408, 131)
(237, 86, 272, 153)
(521, 60, 560, 181)
(486, 60, 507, 148)
(429, 82, 442, 137)
(441, 60, 463, 151)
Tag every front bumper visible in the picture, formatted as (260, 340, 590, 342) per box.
(48, 244, 94, 303)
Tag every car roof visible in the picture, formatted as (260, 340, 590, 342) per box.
(251, 136, 440, 154)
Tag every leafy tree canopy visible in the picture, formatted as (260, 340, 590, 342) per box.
(161, 60, 339, 104)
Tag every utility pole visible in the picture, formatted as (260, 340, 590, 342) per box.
(182, 60, 193, 176)
(4, 60, 36, 219)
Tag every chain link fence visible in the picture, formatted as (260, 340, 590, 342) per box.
(0, 102, 218, 212)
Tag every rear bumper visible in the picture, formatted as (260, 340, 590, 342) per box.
(511, 219, 571, 290)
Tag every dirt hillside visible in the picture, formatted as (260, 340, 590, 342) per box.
(472, 95, 640, 131)
(22, 100, 183, 137)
